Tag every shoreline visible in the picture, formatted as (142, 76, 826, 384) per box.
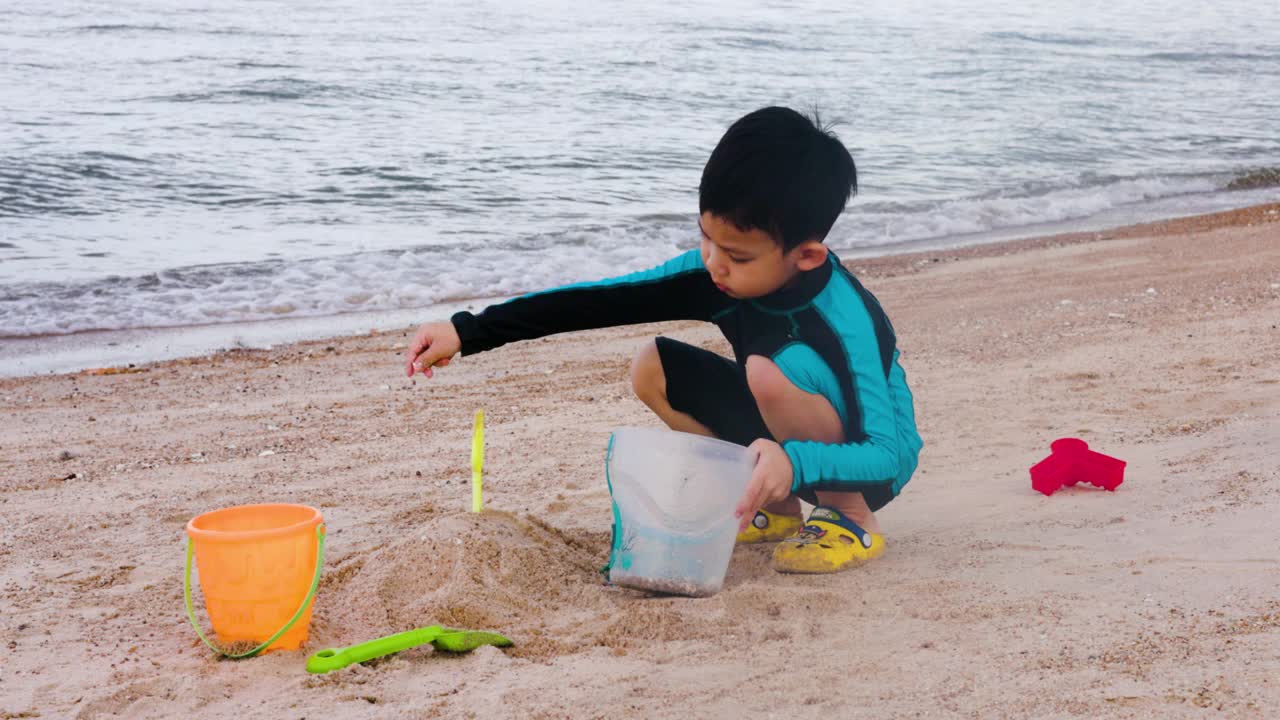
(844, 200, 1280, 275)
(3, 200, 1278, 379)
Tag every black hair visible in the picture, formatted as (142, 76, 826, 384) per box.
(698, 106, 857, 251)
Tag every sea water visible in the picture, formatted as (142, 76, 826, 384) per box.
(3, 0, 1278, 368)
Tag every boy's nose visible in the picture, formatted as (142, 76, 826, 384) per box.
(704, 249, 727, 277)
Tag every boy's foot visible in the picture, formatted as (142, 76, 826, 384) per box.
(735, 508, 804, 544)
(771, 506, 885, 574)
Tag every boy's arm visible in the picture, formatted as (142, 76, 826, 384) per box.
(450, 249, 718, 355)
(783, 428, 899, 492)
(784, 351, 918, 494)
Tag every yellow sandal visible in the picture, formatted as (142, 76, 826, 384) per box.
(772, 507, 885, 573)
(735, 508, 804, 544)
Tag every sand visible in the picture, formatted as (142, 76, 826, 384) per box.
(2, 203, 1279, 719)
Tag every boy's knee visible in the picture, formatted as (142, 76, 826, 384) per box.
(744, 355, 790, 406)
(747, 353, 844, 444)
(630, 339, 666, 404)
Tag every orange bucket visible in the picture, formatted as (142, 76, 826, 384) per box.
(184, 503, 325, 657)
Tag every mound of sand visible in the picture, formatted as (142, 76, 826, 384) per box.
(310, 510, 739, 660)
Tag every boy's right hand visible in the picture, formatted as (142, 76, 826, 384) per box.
(405, 320, 462, 378)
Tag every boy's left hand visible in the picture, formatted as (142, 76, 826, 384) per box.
(734, 439, 794, 532)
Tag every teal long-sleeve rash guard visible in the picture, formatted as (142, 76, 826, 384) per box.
(449, 249, 923, 503)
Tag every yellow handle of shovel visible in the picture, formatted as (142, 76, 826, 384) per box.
(471, 410, 484, 513)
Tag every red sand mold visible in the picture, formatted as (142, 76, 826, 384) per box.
(1030, 438, 1126, 496)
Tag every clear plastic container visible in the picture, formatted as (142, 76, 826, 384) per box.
(605, 427, 754, 597)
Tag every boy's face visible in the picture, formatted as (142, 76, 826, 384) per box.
(699, 212, 828, 299)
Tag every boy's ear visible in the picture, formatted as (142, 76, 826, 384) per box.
(790, 240, 828, 271)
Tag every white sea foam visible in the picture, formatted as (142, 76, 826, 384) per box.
(830, 173, 1228, 249)
(0, 224, 696, 337)
(3, 175, 1275, 339)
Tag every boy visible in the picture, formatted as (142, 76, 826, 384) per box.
(405, 106, 922, 574)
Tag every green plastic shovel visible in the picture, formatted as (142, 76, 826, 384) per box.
(305, 625, 513, 674)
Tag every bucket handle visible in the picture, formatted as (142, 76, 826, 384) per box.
(183, 524, 326, 659)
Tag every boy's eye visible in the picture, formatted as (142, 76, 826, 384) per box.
(727, 255, 750, 264)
